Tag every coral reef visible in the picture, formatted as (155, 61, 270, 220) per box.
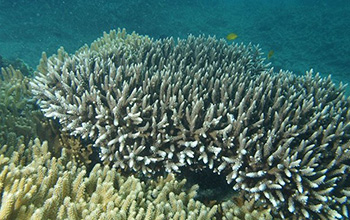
(31, 28, 266, 175)
(0, 55, 34, 77)
(0, 66, 40, 146)
(0, 65, 93, 167)
(220, 198, 273, 220)
(56, 132, 93, 166)
(0, 138, 272, 219)
(30, 29, 350, 219)
(213, 69, 350, 220)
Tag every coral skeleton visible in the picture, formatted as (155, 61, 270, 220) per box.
(31, 29, 350, 219)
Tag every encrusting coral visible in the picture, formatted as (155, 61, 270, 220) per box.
(30, 28, 350, 219)
(0, 138, 273, 220)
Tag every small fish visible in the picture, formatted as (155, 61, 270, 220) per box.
(226, 33, 238, 41)
(267, 50, 274, 59)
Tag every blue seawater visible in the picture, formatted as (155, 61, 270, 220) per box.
(0, 0, 349, 91)
(0, 0, 350, 219)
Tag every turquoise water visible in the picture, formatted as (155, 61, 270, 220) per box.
(1, 1, 350, 219)
(0, 0, 350, 219)
(0, 0, 349, 91)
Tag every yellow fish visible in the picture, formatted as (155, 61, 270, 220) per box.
(226, 33, 238, 41)
(267, 50, 274, 59)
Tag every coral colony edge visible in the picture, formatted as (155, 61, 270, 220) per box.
(1, 28, 349, 219)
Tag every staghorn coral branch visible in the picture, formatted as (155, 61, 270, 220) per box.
(30, 29, 350, 219)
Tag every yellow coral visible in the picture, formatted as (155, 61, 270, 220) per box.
(0, 138, 273, 219)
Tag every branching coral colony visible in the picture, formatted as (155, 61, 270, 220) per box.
(0, 66, 34, 146)
(31, 28, 350, 219)
(1, 138, 273, 220)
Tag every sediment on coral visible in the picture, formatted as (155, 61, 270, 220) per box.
(30, 28, 350, 219)
(0, 138, 272, 220)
